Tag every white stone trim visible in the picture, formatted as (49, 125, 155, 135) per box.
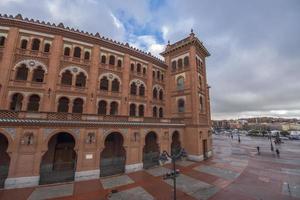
(75, 169, 100, 181)
(125, 163, 143, 173)
(175, 72, 186, 80)
(63, 37, 93, 47)
(20, 29, 54, 38)
(101, 47, 124, 56)
(0, 32, 8, 37)
(188, 154, 204, 162)
(171, 52, 189, 62)
(0, 26, 10, 30)
(5, 176, 39, 189)
(130, 56, 148, 64)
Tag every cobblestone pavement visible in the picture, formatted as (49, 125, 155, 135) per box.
(1, 135, 300, 200)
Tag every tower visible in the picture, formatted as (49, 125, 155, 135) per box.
(161, 30, 212, 161)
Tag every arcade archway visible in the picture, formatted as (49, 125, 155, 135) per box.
(0, 133, 10, 188)
(171, 131, 181, 156)
(39, 132, 76, 185)
(100, 132, 126, 177)
(143, 132, 160, 169)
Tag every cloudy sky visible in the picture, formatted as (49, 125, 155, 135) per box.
(1, 0, 300, 119)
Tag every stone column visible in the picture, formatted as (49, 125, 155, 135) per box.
(86, 45, 100, 114)
(120, 54, 130, 115)
(0, 28, 19, 108)
(42, 35, 63, 112)
(146, 63, 153, 117)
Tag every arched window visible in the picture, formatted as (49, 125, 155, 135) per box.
(172, 61, 176, 71)
(152, 106, 157, 117)
(138, 105, 144, 117)
(117, 59, 122, 67)
(101, 55, 106, 64)
(109, 55, 115, 65)
(199, 76, 202, 88)
(200, 96, 204, 112)
(137, 63, 141, 73)
(31, 38, 40, 51)
(32, 66, 45, 82)
(112, 78, 120, 92)
(72, 98, 83, 113)
(130, 82, 137, 95)
(143, 68, 146, 75)
(15, 64, 28, 81)
(9, 93, 23, 111)
(152, 88, 157, 99)
(130, 63, 134, 71)
(57, 97, 69, 112)
(139, 84, 145, 96)
(184, 56, 189, 66)
(27, 95, 40, 112)
(177, 76, 184, 90)
(157, 71, 160, 79)
(100, 76, 109, 91)
(20, 39, 28, 49)
(159, 107, 163, 118)
(159, 89, 163, 100)
(129, 104, 136, 116)
(0, 36, 5, 46)
(178, 99, 185, 113)
(110, 101, 118, 115)
(73, 47, 81, 58)
(75, 72, 86, 87)
(98, 100, 107, 115)
(64, 47, 70, 56)
(178, 58, 183, 69)
(84, 51, 90, 60)
(44, 43, 50, 53)
(61, 70, 72, 85)
(152, 71, 155, 78)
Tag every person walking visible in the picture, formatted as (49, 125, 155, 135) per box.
(276, 149, 280, 157)
(256, 146, 260, 155)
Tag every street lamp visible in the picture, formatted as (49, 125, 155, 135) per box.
(159, 148, 187, 200)
(268, 131, 274, 151)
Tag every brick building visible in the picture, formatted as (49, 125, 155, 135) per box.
(0, 14, 212, 189)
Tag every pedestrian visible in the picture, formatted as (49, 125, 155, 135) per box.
(256, 146, 260, 154)
(231, 134, 233, 139)
(276, 149, 280, 157)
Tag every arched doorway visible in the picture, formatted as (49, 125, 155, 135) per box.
(0, 133, 10, 188)
(39, 132, 76, 185)
(143, 132, 160, 169)
(171, 131, 181, 156)
(100, 132, 126, 177)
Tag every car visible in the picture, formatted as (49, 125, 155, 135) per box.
(280, 136, 289, 140)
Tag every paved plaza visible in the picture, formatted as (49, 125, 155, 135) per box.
(0, 135, 300, 200)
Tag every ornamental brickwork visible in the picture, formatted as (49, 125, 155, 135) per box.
(0, 14, 212, 189)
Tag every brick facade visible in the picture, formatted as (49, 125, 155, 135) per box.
(0, 14, 212, 189)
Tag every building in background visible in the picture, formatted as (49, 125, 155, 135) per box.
(0, 14, 212, 189)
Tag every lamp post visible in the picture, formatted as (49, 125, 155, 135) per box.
(159, 148, 187, 200)
(269, 131, 274, 151)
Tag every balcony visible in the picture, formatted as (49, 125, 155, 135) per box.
(100, 63, 122, 72)
(129, 95, 147, 102)
(0, 110, 185, 126)
(9, 80, 46, 89)
(16, 48, 50, 58)
(98, 90, 122, 98)
(61, 56, 90, 66)
(57, 84, 87, 93)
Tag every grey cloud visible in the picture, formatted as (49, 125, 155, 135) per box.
(0, 0, 299, 119)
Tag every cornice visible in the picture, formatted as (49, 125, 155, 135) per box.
(0, 13, 168, 68)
